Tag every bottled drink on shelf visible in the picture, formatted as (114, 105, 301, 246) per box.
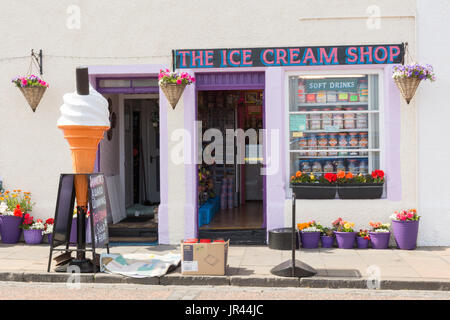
(356, 107, 368, 129)
(344, 108, 356, 129)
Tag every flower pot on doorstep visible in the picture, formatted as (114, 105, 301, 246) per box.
(334, 231, 356, 249)
(291, 184, 336, 199)
(300, 231, 321, 249)
(320, 235, 334, 248)
(337, 183, 384, 199)
(369, 232, 390, 249)
(0, 216, 23, 244)
(392, 220, 419, 250)
(356, 237, 369, 249)
(23, 229, 43, 244)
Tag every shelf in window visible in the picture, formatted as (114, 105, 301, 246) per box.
(290, 110, 378, 114)
(293, 129, 369, 134)
(297, 102, 369, 107)
(290, 149, 380, 153)
(294, 156, 370, 159)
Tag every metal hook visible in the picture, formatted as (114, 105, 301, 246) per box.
(31, 49, 43, 75)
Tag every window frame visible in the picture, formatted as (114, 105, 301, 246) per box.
(284, 68, 386, 197)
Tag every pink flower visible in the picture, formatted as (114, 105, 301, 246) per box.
(176, 79, 182, 85)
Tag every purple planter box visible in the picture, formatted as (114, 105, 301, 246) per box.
(335, 231, 356, 249)
(369, 231, 390, 249)
(23, 229, 43, 244)
(392, 220, 419, 250)
(0, 215, 23, 244)
(356, 237, 370, 249)
(300, 231, 321, 249)
(320, 235, 334, 248)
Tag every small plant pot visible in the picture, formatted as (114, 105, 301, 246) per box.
(300, 231, 321, 249)
(0, 215, 23, 244)
(392, 220, 419, 250)
(356, 237, 369, 249)
(291, 184, 336, 199)
(47, 233, 53, 245)
(321, 235, 334, 248)
(334, 231, 356, 249)
(369, 232, 390, 249)
(337, 183, 384, 199)
(23, 229, 43, 244)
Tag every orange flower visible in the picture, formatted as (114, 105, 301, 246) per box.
(295, 171, 302, 178)
(297, 222, 311, 231)
(291, 175, 295, 181)
(345, 172, 354, 179)
(337, 171, 345, 179)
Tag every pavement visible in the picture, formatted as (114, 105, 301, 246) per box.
(1, 243, 450, 291)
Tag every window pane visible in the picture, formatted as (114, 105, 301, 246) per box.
(288, 73, 381, 194)
(98, 79, 131, 88)
(132, 78, 159, 87)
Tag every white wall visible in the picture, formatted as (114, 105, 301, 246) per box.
(0, 0, 423, 243)
(416, 0, 450, 245)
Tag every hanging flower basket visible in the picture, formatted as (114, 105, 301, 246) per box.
(392, 64, 436, 104)
(12, 75, 49, 112)
(160, 83, 187, 109)
(158, 69, 195, 109)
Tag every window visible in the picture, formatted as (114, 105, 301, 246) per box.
(288, 73, 381, 188)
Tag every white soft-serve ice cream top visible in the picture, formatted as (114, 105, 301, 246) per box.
(57, 85, 110, 127)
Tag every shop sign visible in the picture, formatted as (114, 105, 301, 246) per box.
(174, 44, 404, 69)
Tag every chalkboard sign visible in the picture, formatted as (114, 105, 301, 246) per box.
(88, 174, 110, 248)
(53, 174, 76, 246)
(48, 173, 110, 272)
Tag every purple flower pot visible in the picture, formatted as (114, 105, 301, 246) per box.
(392, 220, 419, 250)
(356, 237, 369, 249)
(24, 229, 43, 244)
(300, 231, 320, 249)
(369, 232, 390, 249)
(335, 231, 356, 249)
(0, 215, 23, 244)
(47, 233, 53, 245)
(321, 235, 334, 248)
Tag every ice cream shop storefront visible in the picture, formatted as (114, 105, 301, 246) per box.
(91, 43, 410, 245)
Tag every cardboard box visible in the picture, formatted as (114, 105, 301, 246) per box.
(181, 240, 229, 275)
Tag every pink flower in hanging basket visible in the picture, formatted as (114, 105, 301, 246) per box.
(12, 75, 49, 88)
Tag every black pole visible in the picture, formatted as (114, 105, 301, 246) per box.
(76, 66, 90, 95)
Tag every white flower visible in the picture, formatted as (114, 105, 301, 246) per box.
(42, 223, 53, 235)
(374, 228, 390, 233)
(0, 202, 9, 214)
(31, 221, 45, 230)
(389, 214, 398, 221)
(302, 227, 321, 233)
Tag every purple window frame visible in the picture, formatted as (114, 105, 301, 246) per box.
(96, 77, 159, 94)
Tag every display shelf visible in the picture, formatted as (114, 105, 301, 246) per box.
(290, 110, 378, 114)
(290, 149, 379, 153)
(295, 156, 370, 159)
(297, 102, 368, 107)
(293, 128, 369, 133)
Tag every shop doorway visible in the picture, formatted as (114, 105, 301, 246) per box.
(197, 89, 265, 243)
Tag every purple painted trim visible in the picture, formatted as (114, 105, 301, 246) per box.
(183, 74, 197, 239)
(158, 86, 170, 244)
(195, 72, 265, 91)
(383, 65, 402, 200)
(96, 76, 159, 94)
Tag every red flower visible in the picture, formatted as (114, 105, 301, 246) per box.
(324, 173, 337, 183)
(23, 213, 33, 225)
(13, 207, 23, 218)
(371, 171, 377, 179)
(45, 218, 54, 225)
(376, 170, 384, 179)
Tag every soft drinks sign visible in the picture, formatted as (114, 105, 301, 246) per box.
(174, 44, 404, 69)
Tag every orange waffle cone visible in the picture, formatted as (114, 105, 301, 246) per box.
(58, 125, 109, 207)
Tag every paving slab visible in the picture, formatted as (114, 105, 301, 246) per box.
(0, 244, 449, 291)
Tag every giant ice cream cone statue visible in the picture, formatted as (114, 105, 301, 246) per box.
(57, 67, 110, 211)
